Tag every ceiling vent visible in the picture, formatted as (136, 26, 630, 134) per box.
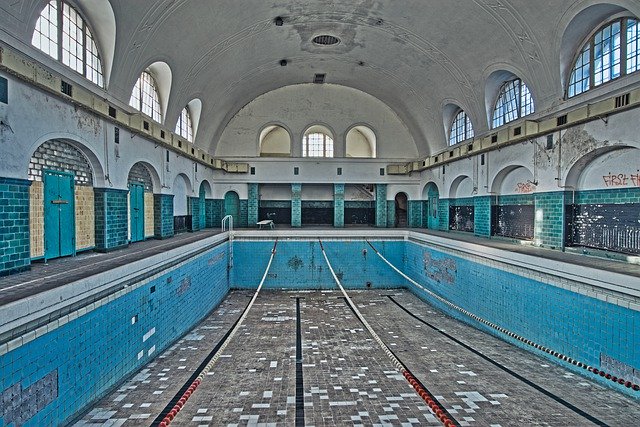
(312, 35, 340, 46)
(313, 73, 326, 84)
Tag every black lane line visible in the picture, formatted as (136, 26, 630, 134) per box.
(387, 296, 609, 427)
(150, 295, 253, 427)
(337, 296, 461, 427)
(295, 297, 305, 427)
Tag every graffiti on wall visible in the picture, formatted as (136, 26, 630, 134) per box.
(515, 182, 536, 193)
(423, 251, 456, 285)
(602, 173, 640, 187)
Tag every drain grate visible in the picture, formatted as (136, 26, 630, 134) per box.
(312, 34, 340, 46)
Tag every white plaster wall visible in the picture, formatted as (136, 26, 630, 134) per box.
(217, 84, 417, 159)
(259, 184, 291, 200)
(578, 147, 640, 190)
(420, 109, 640, 198)
(301, 184, 333, 201)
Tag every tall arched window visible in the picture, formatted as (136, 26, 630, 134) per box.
(491, 78, 534, 128)
(568, 17, 640, 98)
(449, 110, 474, 145)
(303, 126, 334, 157)
(31, 0, 104, 87)
(175, 107, 193, 142)
(129, 71, 162, 123)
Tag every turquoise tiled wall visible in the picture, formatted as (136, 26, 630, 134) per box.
(206, 199, 223, 228)
(386, 201, 395, 228)
(189, 196, 201, 231)
(0, 243, 229, 426)
(473, 195, 492, 237)
(437, 198, 449, 231)
(375, 184, 387, 227)
(238, 200, 248, 228)
(0, 177, 31, 276)
(94, 188, 128, 251)
(574, 187, 640, 204)
(248, 184, 259, 226)
(153, 194, 174, 239)
(291, 184, 301, 227)
(402, 240, 639, 394)
(498, 194, 534, 206)
(408, 200, 423, 228)
(334, 184, 344, 228)
(232, 240, 407, 289)
(534, 191, 567, 249)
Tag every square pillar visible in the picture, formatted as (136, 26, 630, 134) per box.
(206, 199, 223, 228)
(534, 191, 568, 249)
(0, 177, 31, 276)
(189, 197, 201, 231)
(334, 184, 345, 228)
(375, 184, 387, 227)
(248, 183, 259, 225)
(408, 200, 423, 228)
(94, 188, 129, 251)
(291, 183, 302, 227)
(154, 193, 174, 239)
(437, 198, 450, 231)
(473, 195, 493, 237)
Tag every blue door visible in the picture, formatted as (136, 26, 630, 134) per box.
(224, 191, 240, 226)
(199, 185, 206, 228)
(44, 170, 75, 260)
(129, 183, 145, 242)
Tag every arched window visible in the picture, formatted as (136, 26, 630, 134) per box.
(31, 1, 104, 87)
(449, 110, 474, 145)
(175, 107, 193, 142)
(491, 78, 534, 128)
(129, 71, 162, 123)
(303, 126, 334, 158)
(568, 17, 640, 97)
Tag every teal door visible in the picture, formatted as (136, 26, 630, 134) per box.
(129, 183, 145, 242)
(224, 191, 240, 225)
(44, 170, 75, 260)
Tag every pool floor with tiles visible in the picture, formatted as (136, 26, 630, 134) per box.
(74, 289, 640, 426)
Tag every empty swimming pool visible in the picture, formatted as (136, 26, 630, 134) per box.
(1, 230, 638, 426)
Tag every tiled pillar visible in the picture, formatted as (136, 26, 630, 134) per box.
(154, 193, 174, 239)
(386, 201, 395, 228)
(248, 183, 259, 226)
(534, 191, 568, 249)
(189, 197, 201, 231)
(94, 188, 129, 251)
(238, 200, 249, 228)
(0, 177, 31, 276)
(408, 200, 422, 228)
(438, 198, 450, 231)
(291, 183, 302, 227)
(375, 184, 387, 227)
(473, 195, 493, 237)
(334, 184, 344, 228)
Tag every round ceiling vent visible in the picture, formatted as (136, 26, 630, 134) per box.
(312, 35, 340, 46)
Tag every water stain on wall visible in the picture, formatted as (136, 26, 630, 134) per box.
(423, 251, 456, 285)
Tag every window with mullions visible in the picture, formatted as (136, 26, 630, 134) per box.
(491, 79, 534, 129)
(129, 71, 162, 123)
(449, 110, 474, 145)
(175, 107, 194, 142)
(303, 132, 334, 157)
(568, 17, 640, 97)
(32, 1, 104, 87)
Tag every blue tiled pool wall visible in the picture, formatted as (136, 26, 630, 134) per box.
(232, 240, 408, 289)
(0, 244, 229, 427)
(401, 240, 640, 395)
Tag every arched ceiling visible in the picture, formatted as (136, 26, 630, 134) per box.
(4, 0, 640, 157)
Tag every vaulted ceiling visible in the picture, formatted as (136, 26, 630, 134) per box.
(2, 0, 639, 156)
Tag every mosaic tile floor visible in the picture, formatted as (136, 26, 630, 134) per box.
(74, 289, 640, 426)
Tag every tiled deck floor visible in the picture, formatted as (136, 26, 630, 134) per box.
(74, 289, 640, 427)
